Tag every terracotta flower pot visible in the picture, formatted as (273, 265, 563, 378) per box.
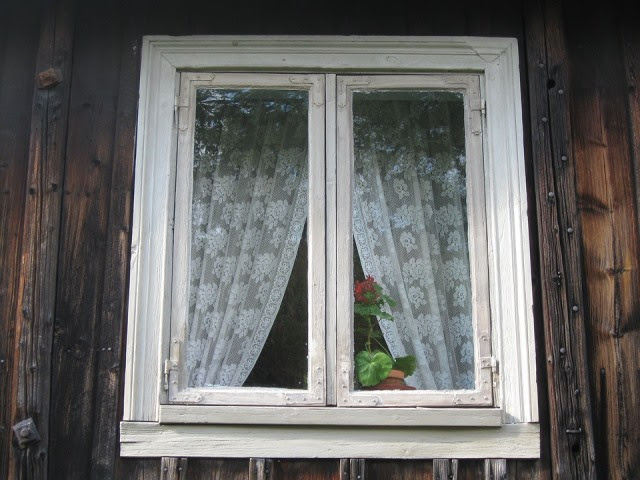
(364, 369, 417, 390)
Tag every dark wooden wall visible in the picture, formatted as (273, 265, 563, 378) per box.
(1, 0, 638, 478)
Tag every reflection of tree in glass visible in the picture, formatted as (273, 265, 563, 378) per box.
(353, 89, 468, 233)
(194, 88, 308, 175)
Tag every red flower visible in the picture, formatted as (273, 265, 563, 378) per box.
(354, 275, 380, 305)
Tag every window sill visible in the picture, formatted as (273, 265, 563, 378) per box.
(159, 405, 503, 427)
(119, 420, 540, 459)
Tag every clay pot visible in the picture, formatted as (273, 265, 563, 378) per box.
(364, 369, 417, 390)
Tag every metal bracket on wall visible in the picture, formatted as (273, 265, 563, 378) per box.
(12, 418, 40, 449)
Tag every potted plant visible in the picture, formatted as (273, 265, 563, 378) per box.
(353, 276, 416, 390)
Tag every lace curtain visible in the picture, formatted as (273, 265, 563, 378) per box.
(185, 89, 309, 387)
(352, 91, 475, 390)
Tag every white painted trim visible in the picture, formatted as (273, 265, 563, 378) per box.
(159, 405, 502, 426)
(120, 421, 540, 459)
(124, 36, 536, 427)
(335, 74, 494, 408)
(167, 73, 326, 407)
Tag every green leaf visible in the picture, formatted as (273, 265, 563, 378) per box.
(355, 350, 393, 386)
(392, 355, 417, 377)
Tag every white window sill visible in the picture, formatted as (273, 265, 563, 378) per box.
(159, 405, 503, 427)
(119, 420, 540, 459)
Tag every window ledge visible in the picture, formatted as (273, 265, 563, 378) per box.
(120, 421, 540, 459)
(159, 405, 502, 427)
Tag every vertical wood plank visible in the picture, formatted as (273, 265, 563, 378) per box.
(89, 13, 141, 480)
(118, 458, 160, 480)
(0, 2, 43, 479)
(484, 459, 507, 480)
(249, 458, 274, 480)
(273, 459, 339, 480)
(434, 459, 459, 480)
(524, 0, 596, 477)
(8, 0, 76, 478)
(182, 458, 248, 480)
(46, 1, 122, 478)
(160, 457, 188, 480)
(364, 460, 431, 480)
(566, 3, 640, 479)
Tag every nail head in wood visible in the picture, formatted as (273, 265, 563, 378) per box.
(36, 68, 62, 89)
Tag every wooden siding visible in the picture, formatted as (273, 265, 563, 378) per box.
(0, 0, 638, 478)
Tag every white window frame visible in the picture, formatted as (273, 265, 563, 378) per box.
(335, 74, 493, 408)
(121, 36, 539, 459)
(170, 72, 327, 407)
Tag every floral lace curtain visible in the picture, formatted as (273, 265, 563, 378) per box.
(352, 91, 475, 390)
(185, 89, 308, 387)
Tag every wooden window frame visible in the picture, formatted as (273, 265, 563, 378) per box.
(121, 35, 539, 459)
(170, 72, 327, 407)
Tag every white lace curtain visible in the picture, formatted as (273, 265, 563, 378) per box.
(185, 90, 308, 387)
(352, 92, 475, 390)
(185, 88, 474, 391)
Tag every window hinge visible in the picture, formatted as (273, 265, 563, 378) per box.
(471, 98, 486, 117)
(481, 356, 498, 372)
(481, 356, 499, 394)
(174, 95, 188, 128)
(163, 357, 179, 391)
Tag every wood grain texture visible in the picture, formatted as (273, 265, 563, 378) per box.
(275, 460, 339, 480)
(159, 457, 188, 480)
(47, 1, 122, 478)
(88, 12, 141, 480)
(0, 2, 42, 478)
(484, 458, 506, 480)
(7, 0, 75, 478)
(524, 0, 596, 477)
(364, 459, 431, 480)
(184, 458, 248, 479)
(433, 459, 458, 480)
(565, 3, 640, 478)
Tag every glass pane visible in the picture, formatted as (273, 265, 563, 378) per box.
(186, 88, 309, 389)
(352, 90, 474, 391)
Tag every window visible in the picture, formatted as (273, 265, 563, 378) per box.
(122, 36, 539, 459)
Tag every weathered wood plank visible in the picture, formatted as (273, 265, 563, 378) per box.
(120, 422, 541, 459)
(89, 13, 141, 480)
(160, 457, 188, 480)
(117, 458, 160, 480)
(274, 460, 339, 480)
(364, 459, 431, 480)
(185, 458, 248, 480)
(433, 459, 458, 480)
(249, 458, 271, 480)
(7, 0, 76, 478)
(566, 5, 640, 479)
(484, 459, 506, 479)
(524, 0, 596, 477)
(0, 2, 43, 478)
(46, 1, 121, 478)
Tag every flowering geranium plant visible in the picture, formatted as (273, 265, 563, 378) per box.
(353, 276, 416, 387)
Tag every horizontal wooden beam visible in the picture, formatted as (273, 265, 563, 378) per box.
(159, 405, 502, 427)
(120, 422, 540, 459)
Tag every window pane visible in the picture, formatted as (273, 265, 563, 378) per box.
(186, 88, 309, 389)
(352, 90, 474, 391)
